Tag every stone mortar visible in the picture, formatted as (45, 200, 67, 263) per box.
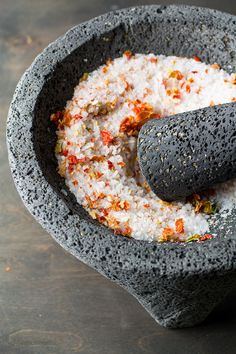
(6, 5, 236, 328)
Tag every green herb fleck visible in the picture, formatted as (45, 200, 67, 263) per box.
(186, 234, 201, 243)
(55, 142, 62, 154)
(79, 72, 89, 82)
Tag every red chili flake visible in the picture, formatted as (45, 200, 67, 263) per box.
(77, 157, 87, 163)
(122, 226, 132, 237)
(98, 215, 106, 223)
(119, 200, 130, 210)
(110, 199, 123, 212)
(186, 84, 191, 93)
(94, 171, 104, 179)
(199, 233, 213, 241)
(159, 228, 176, 242)
(67, 141, 72, 146)
(143, 204, 150, 208)
(107, 160, 115, 170)
(74, 114, 82, 120)
(169, 70, 184, 80)
(162, 79, 168, 89)
(211, 63, 220, 70)
(62, 150, 68, 157)
(232, 97, 236, 102)
(172, 89, 181, 99)
(50, 111, 63, 124)
(90, 137, 96, 143)
(83, 167, 89, 173)
(175, 218, 184, 233)
(132, 100, 150, 114)
(101, 208, 109, 216)
(68, 155, 79, 164)
(68, 164, 74, 174)
(90, 155, 106, 162)
(191, 71, 198, 74)
(188, 77, 194, 83)
(101, 129, 114, 146)
(127, 98, 136, 108)
(123, 50, 133, 60)
(105, 181, 110, 187)
(106, 58, 113, 66)
(149, 57, 158, 63)
(115, 226, 132, 237)
(162, 227, 175, 239)
(72, 180, 78, 186)
(193, 55, 201, 62)
(102, 66, 108, 74)
(61, 111, 72, 127)
(180, 82, 185, 89)
(119, 116, 137, 136)
(124, 81, 134, 91)
(118, 161, 126, 167)
(205, 69, 209, 74)
(97, 192, 106, 199)
(120, 103, 155, 135)
(120, 116, 131, 131)
(85, 195, 96, 208)
(106, 215, 120, 229)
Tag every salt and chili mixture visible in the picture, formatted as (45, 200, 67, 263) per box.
(51, 52, 236, 242)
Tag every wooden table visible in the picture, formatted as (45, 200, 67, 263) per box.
(1, 1, 236, 353)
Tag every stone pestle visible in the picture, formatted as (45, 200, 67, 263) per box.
(138, 103, 236, 201)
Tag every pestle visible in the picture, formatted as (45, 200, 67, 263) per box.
(137, 103, 236, 201)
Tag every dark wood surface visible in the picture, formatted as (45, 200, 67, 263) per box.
(1, 0, 236, 353)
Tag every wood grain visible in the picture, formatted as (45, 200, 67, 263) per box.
(1, 0, 236, 353)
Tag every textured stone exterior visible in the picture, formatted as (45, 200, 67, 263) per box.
(138, 104, 236, 200)
(6, 5, 236, 328)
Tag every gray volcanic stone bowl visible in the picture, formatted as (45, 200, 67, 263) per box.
(6, 5, 236, 328)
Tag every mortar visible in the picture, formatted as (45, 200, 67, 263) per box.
(7, 5, 236, 328)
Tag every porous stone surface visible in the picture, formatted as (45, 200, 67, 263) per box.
(6, 5, 236, 328)
(138, 104, 236, 201)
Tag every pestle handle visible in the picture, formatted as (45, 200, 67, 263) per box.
(137, 103, 236, 201)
